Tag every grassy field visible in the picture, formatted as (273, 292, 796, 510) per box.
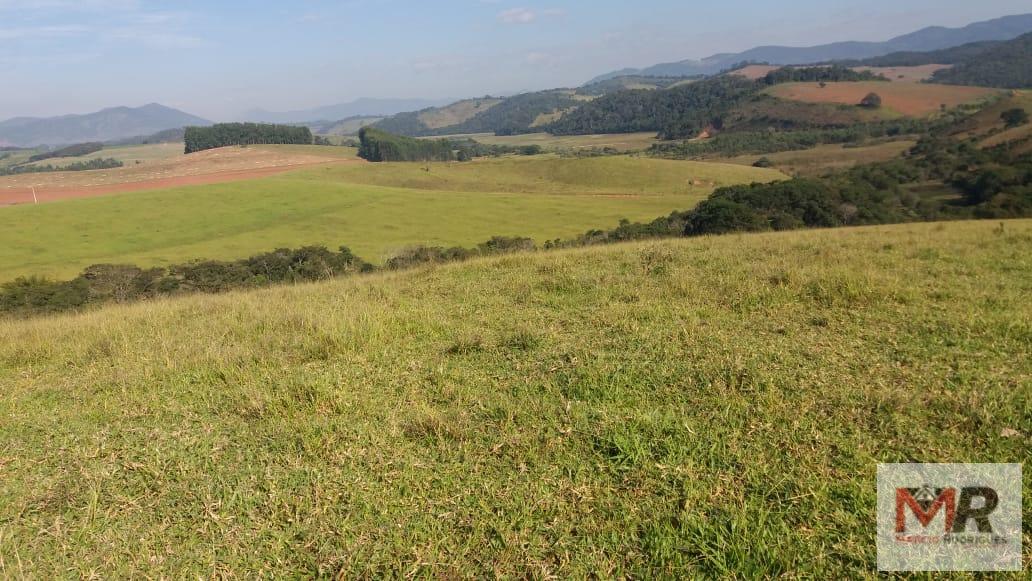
(0, 220, 1028, 577)
(438, 132, 667, 152)
(767, 82, 999, 117)
(955, 91, 1032, 148)
(0, 155, 783, 280)
(0, 149, 37, 170)
(50, 142, 183, 166)
(721, 141, 916, 176)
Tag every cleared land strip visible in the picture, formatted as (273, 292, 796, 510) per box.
(0, 145, 362, 206)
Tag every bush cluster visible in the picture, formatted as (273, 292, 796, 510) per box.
(1, 247, 369, 317)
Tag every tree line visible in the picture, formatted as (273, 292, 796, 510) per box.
(184, 123, 313, 154)
(28, 142, 104, 163)
(357, 128, 458, 162)
(758, 65, 886, 85)
(357, 128, 542, 162)
(1, 247, 370, 317)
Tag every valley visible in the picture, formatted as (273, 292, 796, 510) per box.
(1, 6, 1030, 577)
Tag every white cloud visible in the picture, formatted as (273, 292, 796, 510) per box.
(498, 8, 536, 24)
(497, 7, 566, 25)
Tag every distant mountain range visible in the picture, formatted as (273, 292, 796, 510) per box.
(589, 13, 1032, 83)
(240, 98, 456, 124)
(0, 104, 211, 148)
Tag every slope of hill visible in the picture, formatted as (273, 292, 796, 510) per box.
(589, 13, 1032, 82)
(374, 91, 581, 137)
(547, 76, 760, 138)
(577, 75, 698, 96)
(0, 219, 1028, 576)
(0, 104, 211, 148)
(840, 39, 1004, 67)
(241, 98, 454, 124)
(930, 32, 1032, 88)
(307, 116, 383, 136)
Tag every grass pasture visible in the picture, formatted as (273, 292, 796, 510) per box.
(950, 90, 1032, 148)
(767, 81, 999, 117)
(0, 144, 361, 206)
(852, 64, 952, 83)
(24, 142, 185, 169)
(0, 220, 1028, 577)
(722, 141, 917, 176)
(0, 155, 784, 280)
(437, 132, 666, 152)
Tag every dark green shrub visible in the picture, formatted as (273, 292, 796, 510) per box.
(685, 198, 768, 235)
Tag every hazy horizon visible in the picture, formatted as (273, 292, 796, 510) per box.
(1, 0, 1029, 121)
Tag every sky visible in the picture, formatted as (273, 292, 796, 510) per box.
(0, 0, 1028, 120)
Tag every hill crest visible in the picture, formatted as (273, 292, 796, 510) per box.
(588, 13, 1032, 83)
(0, 103, 211, 148)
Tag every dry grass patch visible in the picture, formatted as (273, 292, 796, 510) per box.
(767, 81, 999, 117)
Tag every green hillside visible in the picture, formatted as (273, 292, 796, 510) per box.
(1, 220, 1028, 576)
(931, 32, 1032, 88)
(0, 155, 784, 280)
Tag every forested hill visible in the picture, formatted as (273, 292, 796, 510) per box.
(839, 40, 1004, 67)
(930, 32, 1032, 88)
(545, 77, 756, 139)
(544, 67, 882, 139)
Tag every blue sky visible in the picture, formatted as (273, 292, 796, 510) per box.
(0, 0, 1028, 120)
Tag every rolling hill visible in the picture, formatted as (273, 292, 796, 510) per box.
(0, 104, 211, 148)
(589, 13, 1032, 82)
(373, 91, 583, 137)
(930, 32, 1032, 88)
(1, 219, 1028, 576)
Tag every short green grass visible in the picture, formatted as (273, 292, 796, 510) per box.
(0, 220, 1028, 577)
(0, 155, 783, 280)
(301, 155, 780, 195)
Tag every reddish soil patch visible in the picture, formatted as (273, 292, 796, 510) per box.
(729, 65, 782, 80)
(767, 81, 998, 117)
(0, 162, 353, 206)
(0, 146, 363, 206)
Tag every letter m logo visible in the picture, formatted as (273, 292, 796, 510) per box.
(896, 487, 956, 533)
